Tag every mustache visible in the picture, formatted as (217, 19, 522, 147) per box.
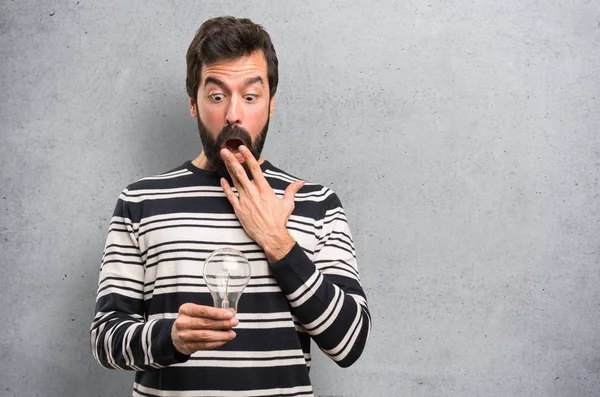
(215, 125, 252, 149)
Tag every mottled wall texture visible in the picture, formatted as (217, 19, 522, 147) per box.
(1, 1, 599, 396)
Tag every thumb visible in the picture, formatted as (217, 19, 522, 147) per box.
(283, 180, 305, 203)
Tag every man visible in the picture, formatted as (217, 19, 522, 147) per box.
(90, 16, 371, 396)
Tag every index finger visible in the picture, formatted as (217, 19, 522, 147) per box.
(179, 303, 235, 320)
(238, 145, 270, 190)
(221, 148, 250, 189)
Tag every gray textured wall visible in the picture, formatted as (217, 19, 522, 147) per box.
(1, 1, 599, 396)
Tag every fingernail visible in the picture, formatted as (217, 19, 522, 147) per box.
(230, 331, 236, 339)
(224, 311, 233, 319)
(231, 318, 239, 326)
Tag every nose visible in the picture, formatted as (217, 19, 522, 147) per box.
(225, 95, 242, 125)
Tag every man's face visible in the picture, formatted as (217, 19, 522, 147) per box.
(190, 50, 275, 173)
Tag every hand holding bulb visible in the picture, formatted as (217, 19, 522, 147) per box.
(171, 303, 238, 355)
(171, 248, 251, 355)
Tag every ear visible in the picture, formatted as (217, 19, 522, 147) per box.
(269, 95, 276, 118)
(189, 98, 197, 118)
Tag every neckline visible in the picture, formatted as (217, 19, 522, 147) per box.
(184, 159, 273, 177)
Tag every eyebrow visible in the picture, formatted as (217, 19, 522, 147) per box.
(203, 76, 264, 90)
(242, 76, 264, 87)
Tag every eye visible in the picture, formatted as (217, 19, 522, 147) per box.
(244, 94, 258, 103)
(209, 93, 225, 102)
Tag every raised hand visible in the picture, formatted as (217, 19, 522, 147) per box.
(219, 145, 304, 263)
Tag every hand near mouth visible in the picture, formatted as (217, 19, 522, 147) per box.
(223, 138, 244, 159)
(219, 145, 305, 263)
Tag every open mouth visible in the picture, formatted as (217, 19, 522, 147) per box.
(224, 138, 244, 153)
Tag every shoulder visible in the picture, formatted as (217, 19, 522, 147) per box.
(262, 161, 343, 210)
(122, 162, 196, 192)
(112, 162, 200, 219)
(111, 162, 214, 221)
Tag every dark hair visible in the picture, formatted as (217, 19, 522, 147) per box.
(186, 16, 279, 100)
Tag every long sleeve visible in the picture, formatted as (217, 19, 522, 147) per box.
(269, 192, 371, 368)
(90, 190, 189, 371)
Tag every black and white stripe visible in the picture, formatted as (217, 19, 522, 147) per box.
(90, 160, 370, 396)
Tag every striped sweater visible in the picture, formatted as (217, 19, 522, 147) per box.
(90, 160, 371, 396)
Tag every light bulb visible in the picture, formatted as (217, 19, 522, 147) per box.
(203, 247, 251, 310)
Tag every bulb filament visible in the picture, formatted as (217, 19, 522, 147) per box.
(222, 271, 230, 309)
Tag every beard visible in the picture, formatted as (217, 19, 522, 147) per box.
(196, 112, 269, 178)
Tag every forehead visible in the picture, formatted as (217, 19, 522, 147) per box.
(201, 51, 268, 86)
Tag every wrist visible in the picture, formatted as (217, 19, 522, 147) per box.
(262, 233, 296, 263)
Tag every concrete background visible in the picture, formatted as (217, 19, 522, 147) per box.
(1, 1, 599, 396)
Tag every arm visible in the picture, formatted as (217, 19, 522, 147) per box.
(269, 193, 371, 367)
(90, 190, 189, 370)
(218, 146, 371, 367)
